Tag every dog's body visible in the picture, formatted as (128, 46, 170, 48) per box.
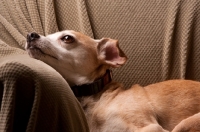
(81, 80, 200, 132)
(26, 30, 200, 132)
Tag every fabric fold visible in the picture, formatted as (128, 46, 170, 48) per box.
(162, 0, 199, 80)
(162, 0, 181, 80)
(0, 55, 89, 132)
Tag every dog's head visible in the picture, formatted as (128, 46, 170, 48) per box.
(25, 30, 127, 86)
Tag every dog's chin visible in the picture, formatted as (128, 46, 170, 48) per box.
(27, 47, 57, 60)
(26, 47, 44, 59)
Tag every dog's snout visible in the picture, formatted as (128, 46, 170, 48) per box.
(27, 32, 40, 42)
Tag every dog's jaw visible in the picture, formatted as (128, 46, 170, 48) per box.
(60, 64, 109, 86)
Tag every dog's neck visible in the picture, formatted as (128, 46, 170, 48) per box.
(71, 69, 112, 97)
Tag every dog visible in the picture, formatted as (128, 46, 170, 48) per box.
(25, 30, 200, 132)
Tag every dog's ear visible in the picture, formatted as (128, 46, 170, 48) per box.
(97, 38, 127, 68)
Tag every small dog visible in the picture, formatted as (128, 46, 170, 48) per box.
(25, 30, 200, 132)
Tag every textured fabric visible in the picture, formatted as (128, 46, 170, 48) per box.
(0, 0, 200, 131)
(0, 55, 89, 132)
(0, 0, 91, 131)
(85, 0, 200, 87)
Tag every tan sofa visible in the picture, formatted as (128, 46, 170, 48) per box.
(0, 0, 200, 131)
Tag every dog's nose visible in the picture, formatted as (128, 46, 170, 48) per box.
(27, 32, 40, 42)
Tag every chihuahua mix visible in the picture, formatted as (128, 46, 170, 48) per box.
(25, 30, 200, 132)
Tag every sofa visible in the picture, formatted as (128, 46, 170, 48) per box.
(0, 0, 200, 131)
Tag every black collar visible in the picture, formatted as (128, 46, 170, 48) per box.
(71, 70, 112, 97)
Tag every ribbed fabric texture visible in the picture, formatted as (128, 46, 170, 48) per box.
(85, 0, 200, 87)
(0, 0, 200, 131)
(0, 55, 89, 132)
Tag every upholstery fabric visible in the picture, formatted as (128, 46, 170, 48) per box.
(85, 0, 200, 87)
(0, 0, 200, 131)
(0, 55, 89, 132)
(0, 0, 90, 131)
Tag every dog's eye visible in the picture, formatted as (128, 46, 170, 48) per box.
(61, 35, 75, 43)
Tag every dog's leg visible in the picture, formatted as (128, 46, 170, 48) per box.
(171, 113, 200, 132)
(140, 124, 169, 132)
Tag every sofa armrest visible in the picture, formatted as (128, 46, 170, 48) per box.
(0, 54, 89, 132)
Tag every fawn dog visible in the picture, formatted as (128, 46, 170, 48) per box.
(25, 30, 200, 132)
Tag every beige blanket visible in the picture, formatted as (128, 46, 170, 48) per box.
(0, 0, 200, 131)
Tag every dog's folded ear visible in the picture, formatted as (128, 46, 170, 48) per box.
(97, 38, 127, 68)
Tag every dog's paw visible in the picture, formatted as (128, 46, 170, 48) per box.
(172, 113, 200, 132)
